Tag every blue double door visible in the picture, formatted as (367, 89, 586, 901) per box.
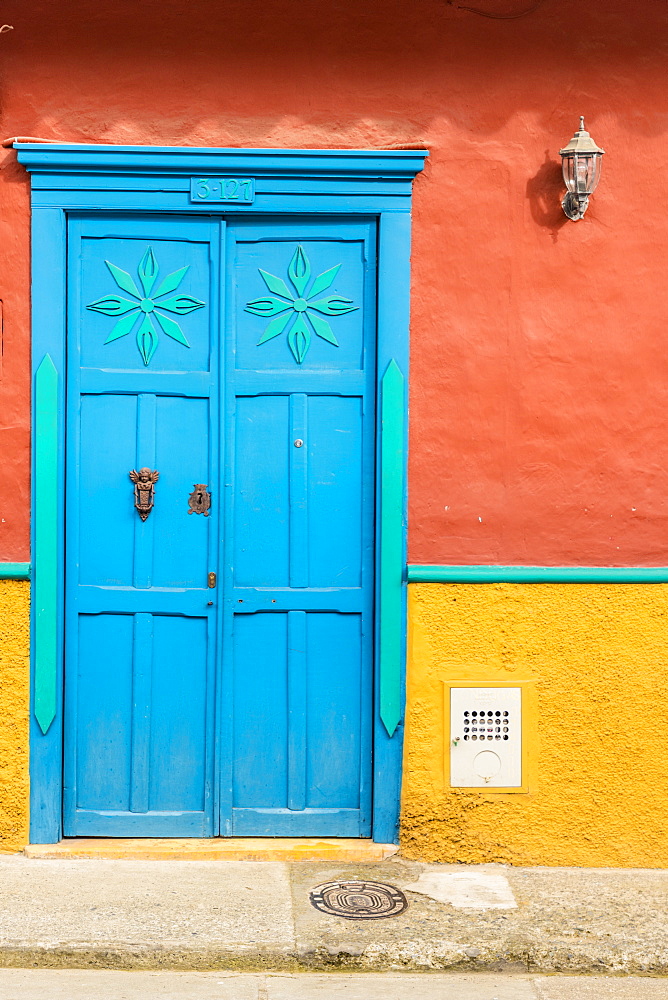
(63, 214, 377, 837)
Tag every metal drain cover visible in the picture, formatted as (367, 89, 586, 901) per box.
(309, 880, 408, 919)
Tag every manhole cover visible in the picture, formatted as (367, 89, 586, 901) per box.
(309, 880, 408, 919)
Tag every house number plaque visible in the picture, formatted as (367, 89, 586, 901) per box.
(190, 177, 255, 203)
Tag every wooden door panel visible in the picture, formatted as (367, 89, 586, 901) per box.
(64, 216, 219, 837)
(71, 611, 209, 833)
(78, 393, 137, 586)
(80, 232, 212, 373)
(223, 219, 376, 837)
(233, 236, 367, 372)
(305, 394, 365, 588)
(65, 214, 376, 840)
(233, 394, 290, 588)
(231, 610, 368, 836)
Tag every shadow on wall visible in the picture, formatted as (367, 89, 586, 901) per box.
(526, 151, 569, 240)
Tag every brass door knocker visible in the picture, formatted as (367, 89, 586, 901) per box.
(188, 484, 211, 516)
(129, 467, 159, 521)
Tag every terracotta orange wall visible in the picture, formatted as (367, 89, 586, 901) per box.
(0, 0, 666, 564)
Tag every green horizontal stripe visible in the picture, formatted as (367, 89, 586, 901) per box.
(407, 565, 668, 583)
(0, 562, 31, 580)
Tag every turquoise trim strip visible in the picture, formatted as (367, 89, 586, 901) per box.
(408, 565, 668, 583)
(379, 360, 405, 737)
(0, 563, 31, 580)
(34, 354, 59, 735)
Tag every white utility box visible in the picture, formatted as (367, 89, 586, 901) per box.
(450, 687, 522, 788)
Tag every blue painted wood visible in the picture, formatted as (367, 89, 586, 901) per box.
(16, 144, 427, 182)
(289, 396, 308, 589)
(30, 208, 67, 845)
(287, 611, 307, 811)
(28, 174, 409, 197)
(372, 212, 412, 845)
(223, 218, 376, 837)
(23, 145, 425, 845)
(30, 190, 409, 217)
(62, 213, 377, 839)
(133, 396, 157, 590)
(130, 613, 153, 813)
(63, 216, 220, 837)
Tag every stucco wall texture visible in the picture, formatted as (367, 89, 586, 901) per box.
(1, 0, 668, 565)
(0, 581, 29, 852)
(1, 0, 667, 860)
(402, 583, 668, 867)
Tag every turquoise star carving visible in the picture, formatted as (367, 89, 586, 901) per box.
(245, 245, 358, 364)
(87, 247, 205, 366)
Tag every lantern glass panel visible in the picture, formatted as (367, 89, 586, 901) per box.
(562, 155, 576, 193)
(563, 153, 602, 196)
(575, 154, 592, 194)
(588, 154, 602, 194)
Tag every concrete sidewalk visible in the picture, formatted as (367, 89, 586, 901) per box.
(0, 855, 666, 975)
(1, 972, 667, 1000)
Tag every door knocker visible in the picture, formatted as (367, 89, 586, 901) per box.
(188, 484, 211, 516)
(129, 467, 159, 521)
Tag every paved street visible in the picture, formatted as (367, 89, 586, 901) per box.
(0, 971, 666, 999)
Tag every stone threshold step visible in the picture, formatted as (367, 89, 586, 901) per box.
(24, 837, 397, 862)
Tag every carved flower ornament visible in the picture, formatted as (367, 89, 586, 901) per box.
(87, 247, 205, 366)
(245, 245, 358, 364)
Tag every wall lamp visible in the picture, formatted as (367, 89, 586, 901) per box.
(559, 117, 604, 220)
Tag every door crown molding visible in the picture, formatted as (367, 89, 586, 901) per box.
(16, 143, 428, 201)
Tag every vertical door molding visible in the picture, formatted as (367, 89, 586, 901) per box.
(18, 144, 427, 845)
(373, 211, 412, 844)
(30, 207, 67, 844)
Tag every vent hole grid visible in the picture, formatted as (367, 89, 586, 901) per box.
(462, 709, 510, 742)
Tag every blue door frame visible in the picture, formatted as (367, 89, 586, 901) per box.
(18, 143, 427, 845)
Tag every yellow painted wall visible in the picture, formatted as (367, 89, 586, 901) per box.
(402, 582, 668, 867)
(3, 577, 665, 863)
(0, 581, 30, 852)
